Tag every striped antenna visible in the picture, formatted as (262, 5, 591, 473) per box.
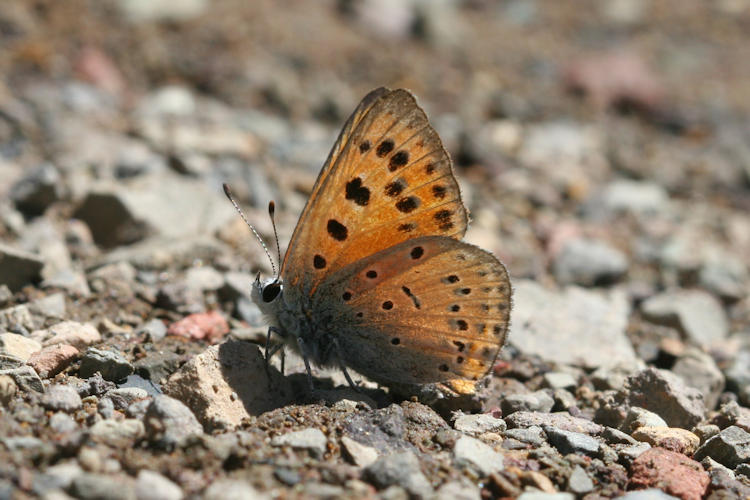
(222, 183, 277, 277)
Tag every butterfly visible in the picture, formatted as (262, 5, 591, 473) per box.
(227, 87, 511, 393)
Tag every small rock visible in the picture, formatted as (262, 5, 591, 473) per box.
(341, 436, 379, 467)
(734, 463, 750, 479)
(454, 414, 507, 436)
(698, 250, 748, 301)
(641, 290, 728, 346)
(90, 419, 145, 446)
(41, 384, 82, 412)
(501, 390, 555, 415)
(453, 435, 505, 476)
(107, 387, 148, 405)
(10, 163, 63, 216)
(184, 266, 224, 291)
(629, 447, 709, 500)
(29, 292, 67, 319)
(434, 480, 480, 500)
(622, 407, 668, 432)
(671, 349, 724, 410)
(516, 493, 575, 500)
(0, 365, 44, 392)
(503, 426, 547, 447)
(271, 428, 327, 458)
(156, 282, 204, 314)
(553, 237, 628, 286)
(510, 280, 636, 368)
(27, 344, 79, 378)
(595, 179, 669, 216)
(0, 304, 35, 333)
(79, 348, 134, 382)
(505, 411, 603, 435)
(203, 478, 267, 500)
(552, 389, 578, 411)
(693, 424, 720, 444)
(0, 243, 44, 292)
(0, 333, 42, 361)
(144, 395, 203, 447)
(49, 412, 78, 434)
(136, 319, 167, 341)
(725, 350, 750, 402)
(542, 371, 578, 391)
(544, 426, 601, 457)
(624, 368, 706, 429)
(694, 425, 750, 469)
(364, 451, 433, 497)
(0, 375, 18, 405)
(33, 321, 101, 350)
(166, 311, 228, 343)
(631, 427, 700, 455)
(567, 465, 594, 495)
(135, 470, 183, 500)
(69, 473, 136, 500)
(618, 489, 682, 499)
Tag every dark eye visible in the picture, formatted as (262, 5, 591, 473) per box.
(262, 282, 281, 302)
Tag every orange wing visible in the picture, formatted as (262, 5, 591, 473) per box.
(281, 88, 467, 297)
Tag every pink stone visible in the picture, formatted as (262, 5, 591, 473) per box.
(167, 311, 228, 344)
(629, 447, 709, 500)
(27, 344, 80, 378)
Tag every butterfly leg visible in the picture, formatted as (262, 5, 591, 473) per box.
(332, 338, 360, 392)
(296, 336, 316, 392)
(264, 326, 284, 378)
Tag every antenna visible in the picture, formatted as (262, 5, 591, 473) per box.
(222, 183, 277, 277)
(268, 201, 282, 279)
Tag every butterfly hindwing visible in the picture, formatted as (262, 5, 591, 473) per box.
(312, 236, 511, 385)
(281, 88, 467, 297)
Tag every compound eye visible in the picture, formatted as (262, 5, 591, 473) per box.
(262, 282, 281, 302)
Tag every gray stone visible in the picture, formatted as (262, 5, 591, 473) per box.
(0, 243, 44, 292)
(41, 384, 82, 412)
(49, 412, 78, 434)
(503, 426, 546, 446)
(144, 395, 203, 447)
(694, 424, 721, 444)
(434, 480, 481, 500)
(517, 493, 575, 500)
(79, 348, 134, 382)
(509, 280, 636, 368)
(35, 461, 83, 493)
(453, 413, 506, 436)
(725, 350, 750, 401)
(136, 319, 167, 341)
(617, 442, 652, 463)
(0, 304, 35, 333)
(617, 489, 680, 499)
(341, 436, 379, 467)
(545, 426, 601, 456)
(29, 292, 67, 319)
(699, 249, 748, 301)
(641, 289, 728, 346)
(364, 451, 433, 498)
(501, 390, 555, 415)
(621, 407, 668, 433)
(203, 479, 267, 500)
(90, 419, 145, 446)
(736, 463, 750, 479)
(553, 237, 628, 286)
(505, 411, 603, 435)
(567, 465, 594, 494)
(184, 266, 223, 291)
(552, 389, 578, 411)
(69, 473, 135, 500)
(453, 435, 505, 476)
(542, 371, 578, 391)
(694, 425, 750, 469)
(624, 367, 706, 429)
(135, 470, 183, 500)
(32, 321, 101, 350)
(671, 349, 725, 410)
(601, 426, 638, 445)
(0, 365, 43, 392)
(271, 428, 327, 458)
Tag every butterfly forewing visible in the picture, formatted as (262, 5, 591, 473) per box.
(313, 236, 511, 385)
(281, 88, 467, 297)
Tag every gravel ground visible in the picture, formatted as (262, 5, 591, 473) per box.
(1, 1, 750, 499)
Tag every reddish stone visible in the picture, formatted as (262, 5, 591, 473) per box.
(27, 344, 79, 378)
(629, 447, 709, 500)
(167, 311, 229, 344)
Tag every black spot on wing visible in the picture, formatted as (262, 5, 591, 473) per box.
(327, 219, 348, 241)
(345, 177, 370, 206)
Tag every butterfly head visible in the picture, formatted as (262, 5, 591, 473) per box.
(251, 272, 284, 314)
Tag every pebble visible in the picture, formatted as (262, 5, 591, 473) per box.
(0, 332, 42, 361)
(341, 436, 379, 467)
(29, 292, 67, 319)
(271, 428, 327, 458)
(544, 426, 601, 457)
(453, 435, 506, 475)
(79, 347, 134, 382)
(69, 473, 136, 500)
(27, 344, 79, 378)
(136, 319, 167, 341)
(553, 237, 628, 286)
(49, 412, 78, 434)
(698, 249, 748, 301)
(0, 375, 18, 406)
(453, 413, 507, 436)
(591, 180, 670, 216)
(41, 384, 82, 412)
(694, 425, 750, 469)
(505, 411, 603, 435)
(567, 465, 594, 495)
(516, 493, 575, 500)
(629, 447, 709, 500)
(135, 470, 183, 500)
(624, 367, 706, 429)
(618, 489, 682, 499)
(144, 395, 203, 448)
(670, 349, 724, 410)
(631, 426, 700, 455)
(725, 350, 750, 402)
(364, 451, 433, 498)
(203, 478, 268, 500)
(542, 371, 578, 391)
(184, 266, 224, 291)
(501, 391, 555, 415)
(166, 311, 228, 344)
(503, 426, 547, 447)
(0, 243, 44, 292)
(434, 480, 481, 500)
(0, 365, 44, 392)
(90, 419, 145, 446)
(622, 407, 668, 432)
(33, 321, 101, 349)
(640, 289, 728, 346)
(510, 280, 636, 368)
(0, 304, 35, 333)
(107, 387, 148, 405)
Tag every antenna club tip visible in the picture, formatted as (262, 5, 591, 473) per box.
(222, 183, 232, 198)
(268, 201, 275, 215)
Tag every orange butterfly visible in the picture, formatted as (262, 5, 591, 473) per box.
(228, 88, 511, 391)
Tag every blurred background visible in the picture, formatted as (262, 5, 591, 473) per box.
(0, 0, 749, 373)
